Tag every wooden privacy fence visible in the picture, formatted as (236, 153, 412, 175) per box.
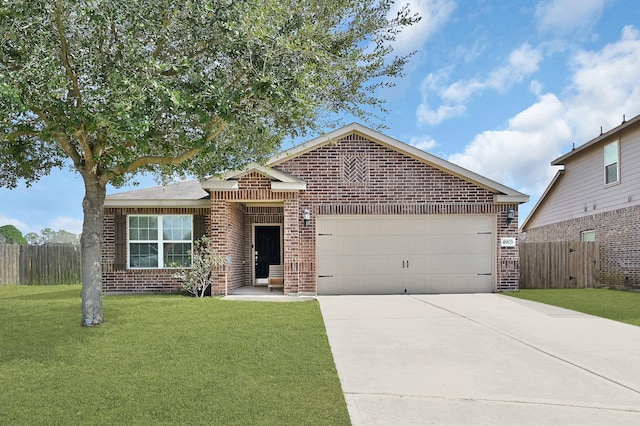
(519, 241, 600, 289)
(0, 244, 82, 285)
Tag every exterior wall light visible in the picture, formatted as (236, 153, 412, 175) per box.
(303, 209, 311, 227)
(506, 207, 515, 225)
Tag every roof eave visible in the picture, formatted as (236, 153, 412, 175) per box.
(271, 181, 307, 191)
(494, 194, 530, 204)
(552, 114, 640, 165)
(201, 180, 239, 190)
(104, 199, 211, 208)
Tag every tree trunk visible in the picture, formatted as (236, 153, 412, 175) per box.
(81, 175, 106, 326)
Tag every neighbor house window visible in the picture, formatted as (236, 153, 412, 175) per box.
(604, 141, 619, 185)
(581, 230, 596, 242)
(128, 215, 193, 268)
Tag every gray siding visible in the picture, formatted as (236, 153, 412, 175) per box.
(526, 124, 640, 230)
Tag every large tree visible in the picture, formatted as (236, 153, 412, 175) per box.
(0, 224, 27, 245)
(0, 0, 419, 325)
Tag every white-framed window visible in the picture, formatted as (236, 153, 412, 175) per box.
(581, 230, 596, 242)
(604, 141, 619, 185)
(128, 215, 193, 268)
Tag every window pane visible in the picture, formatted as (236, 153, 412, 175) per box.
(604, 142, 618, 164)
(163, 216, 192, 241)
(130, 243, 159, 267)
(606, 163, 618, 184)
(581, 231, 596, 242)
(164, 243, 192, 267)
(130, 216, 158, 241)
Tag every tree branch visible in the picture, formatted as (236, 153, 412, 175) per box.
(3, 129, 39, 140)
(75, 127, 98, 173)
(53, 132, 83, 169)
(100, 119, 228, 186)
(54, 0, 82, 109)
(31, 108, 83, 168)
(152, 1, 172, 59)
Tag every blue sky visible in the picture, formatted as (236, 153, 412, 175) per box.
(2, 0, 640, 235)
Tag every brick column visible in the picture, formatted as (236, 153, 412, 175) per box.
(496, 204, 520, 291)
(210, 199, 228, 295)
(283, 198, 300, 294)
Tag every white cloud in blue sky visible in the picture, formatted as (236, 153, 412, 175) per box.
(536, 0, 605, 37)
(2, 0, 640, 232)
(417, 43, 544, 125)
(390, 0, 457, 55)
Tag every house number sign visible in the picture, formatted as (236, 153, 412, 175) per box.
(500, 237, 516, 247)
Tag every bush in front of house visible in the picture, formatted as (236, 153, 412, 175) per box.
(173, 236, 226, 297)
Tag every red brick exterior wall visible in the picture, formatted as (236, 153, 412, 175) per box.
(104, 133, 522, 294)
(524, 204, 640, 288)
(102, 207, 210, 293)
(207, 133, 520, 294)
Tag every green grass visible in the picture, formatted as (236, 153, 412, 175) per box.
(0, 285, 350, 425)
(505, 288, 640, 327)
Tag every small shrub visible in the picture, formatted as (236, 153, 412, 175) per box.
(173, 236, 226, 297)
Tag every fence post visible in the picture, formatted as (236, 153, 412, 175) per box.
(0, 244, 20, 284)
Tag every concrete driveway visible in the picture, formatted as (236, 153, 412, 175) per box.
(318, 294, 640, 425)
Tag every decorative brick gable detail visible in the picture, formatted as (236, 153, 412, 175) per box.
(342, 154, 368, 186)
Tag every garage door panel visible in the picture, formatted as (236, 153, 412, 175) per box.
(317, 215, 495, 295)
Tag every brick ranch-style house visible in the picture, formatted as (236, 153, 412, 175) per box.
(522, 113, 640, 289)
(103, 123, 529, 295)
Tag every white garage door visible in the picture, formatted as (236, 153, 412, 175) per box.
(317, 215, 495, 295)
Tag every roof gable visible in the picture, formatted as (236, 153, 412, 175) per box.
(201, 164, 306, 192)
(271, 123, 528, 203)
(520, 170, 564, 230)
(105, 123, 529, 206)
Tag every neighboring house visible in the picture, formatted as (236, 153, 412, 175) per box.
(521, 113, 640, 288)
(103, 123, 528, 295)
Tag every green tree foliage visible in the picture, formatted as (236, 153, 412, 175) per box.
(0, 224, 27, 245)
(0, 0, 419, 325)
(26, 228, 81, 245)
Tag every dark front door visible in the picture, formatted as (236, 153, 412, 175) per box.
(255, 226, 281, 279)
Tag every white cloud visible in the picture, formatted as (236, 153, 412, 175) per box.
(445, 25, 640, 220)
(408, 134, 438, 152)
(49, 217, 84, 235)
(565, 25, 640, 141)
(417, 44, 543, 125)
(390, 0, 456, 55)
(416, 103, 466, 125)
(536, 0, 605, 37)
(448, 93, 571, 196)
(0, 215, 83, 236)
(443, 44, 543, 103)
(0, 215, 31, 235)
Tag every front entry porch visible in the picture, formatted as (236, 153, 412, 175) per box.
(209, 198, 310, 296)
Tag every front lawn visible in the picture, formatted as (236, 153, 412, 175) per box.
(505, 288, 640, 327)
(0, 285, 349, 425)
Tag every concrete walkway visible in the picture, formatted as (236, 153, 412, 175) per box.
(318, 294, 640, 425)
